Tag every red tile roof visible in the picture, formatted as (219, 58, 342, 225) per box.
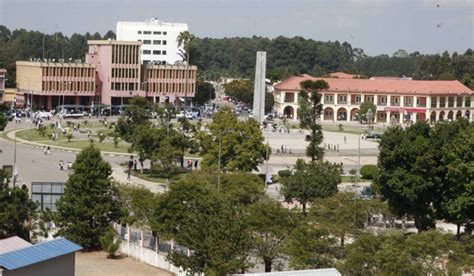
(274, 74, 472, 95)
(328, 72, 360, 79)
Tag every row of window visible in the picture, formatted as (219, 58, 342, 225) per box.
(42, 81, 95, 92)
(143, 60, 167, 65)
(145, 82, 194, 93)
(42, 67, 94, 78)
(138, 30, 167, 35)
(142, 50, 167, 55)
(144, 68, 196, 80)
(431, 96, 471, 108)
(111, 68, 139, 79)
(111, 82, 140, 91)
(140, 40, 168, 45)
(111, 45, 141, 65)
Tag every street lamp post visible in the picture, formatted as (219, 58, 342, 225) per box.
(12, 97, 17, 187)
(217, 131, 221, 192)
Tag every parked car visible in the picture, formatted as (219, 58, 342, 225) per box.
(366, 133, 382, 139)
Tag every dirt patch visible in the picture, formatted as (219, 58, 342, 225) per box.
(75, 251, 174, 276)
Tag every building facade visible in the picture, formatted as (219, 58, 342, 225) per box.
(274, 74, 473, 123)
(0, 69, 5, 104)
(116, 18, 188, 65)
(16, 40, 196, 110)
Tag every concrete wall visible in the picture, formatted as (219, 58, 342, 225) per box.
(2, 253, 75, 276)
(16, 64, 42, 93)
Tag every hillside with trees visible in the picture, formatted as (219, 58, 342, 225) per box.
(0, 25, 472, 89)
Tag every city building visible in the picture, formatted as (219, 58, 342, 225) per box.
(2, 89, 24, 108)
(116, 18, 188, 65)
(0, 69, 6, 104)
(0, 237, 82, 276)
(274, 74, 473, 123)
(15, 40, 196, 110)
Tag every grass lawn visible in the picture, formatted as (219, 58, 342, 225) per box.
(42, 140, 131, 153)
(340, 175, 373, 183)
(16, 128, 68, 141)
(131, 169, 187, 183)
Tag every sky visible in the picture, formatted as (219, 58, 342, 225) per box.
(0, 0, 472, 56)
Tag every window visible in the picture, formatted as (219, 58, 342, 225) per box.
(143, 60, 150, 64)
(143, 31, 151, 35)
(338, 95, 347, 104)
(153, 50, 161, 55)
(284, 93, 295, 103)
(431, 97, 437, 108)
(143, 40, 151, 44)
(143, 50, 151, 55)
(163, 31, 167, 35)
(404, 97, 413, 106)
(440, 97, 446, 107)
(465, 96, 471, 107)
(448, 97, 454, 107)
(138, 31, 142, 34)
(417, 97, 426, 107)
(162, 50, 167, 55)
(153, 31, 161, 35)
(153, 40, 161, 45)
(354, 95, 361, 104)
(378, 96, 387, 105)
(365, 95, 374, 103)
(391, 97, 400, 106)
(324, 94, 334, 103)
(456, 96, 463, 107)
(162, 40, 167, 45)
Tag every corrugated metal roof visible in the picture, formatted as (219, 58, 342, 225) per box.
(0, 236, 32, 254)
(0, 238, 82, 270)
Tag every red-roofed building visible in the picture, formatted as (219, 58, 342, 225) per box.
(274, 74, 473, 124)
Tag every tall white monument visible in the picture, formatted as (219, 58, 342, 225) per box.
(253, 51, 266, 123)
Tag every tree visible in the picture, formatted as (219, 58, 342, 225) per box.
(359, 101, 377, 122)
(265, 92, 275, 114)
(130, 124, 165, 172)
(340, 231, 474, 275)
(377, 122, 437, 232)
(152, 174, 252, 275)
(298, 80, 328, 161)
(0, 169, 38, 241)
(430, 119, 474, 238)
(224, 79, 254, 105)
(100, 226, 121, 258)
(118, 185, 155, 228)
(195, 80, 215, 105)
(0, 112, 6, 131)
(285, 223, 336, 270)
(153, 138, 181, 179)
(199, 107, 267, 172)
(115, 97, 151, 142)
(280, 159, 340, 215)
(246, 200, 298, 272)
(311, 192, 367, 247)
(55, 145, 125, 250)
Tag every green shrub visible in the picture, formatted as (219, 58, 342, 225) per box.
(360, 165, 378, 180)
(100, 226, 121, 258)
(278, 169, 291, 178)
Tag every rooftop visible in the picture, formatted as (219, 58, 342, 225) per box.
(117, 18, 188, 28)
(274, 74, 472, 95)
(0, 238, 82, 271)
(328, 72, 360, 79)
(0, 236, 31, 254)
(88, 40, 142, 46)
(16, 61, 95, 67)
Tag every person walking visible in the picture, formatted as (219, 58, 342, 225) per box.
(67, 161, 72, 174)
(194, 159, 198, 170)
(47, 146, 50, 155)
(59, 160, 64, 171)
(43, 146, 47, 155)
(344, 136, 347, 144)
(133, 159, 138, 171)
(127, 157, 133, 180)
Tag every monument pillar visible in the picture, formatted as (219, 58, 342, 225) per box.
(253, 51, 266, 123)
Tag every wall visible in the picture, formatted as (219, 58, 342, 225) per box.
(16, 64, 42, 92)
(119, 241, 186, 276)
(2, 253, 75, 276)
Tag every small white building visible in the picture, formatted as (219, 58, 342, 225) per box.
(116, 18, 188, 65)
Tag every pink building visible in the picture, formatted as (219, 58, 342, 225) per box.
(16, 40, 196, 110)
(0, 69, 6, 104)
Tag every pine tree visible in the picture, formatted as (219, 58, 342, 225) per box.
(56, 145, 125, 250)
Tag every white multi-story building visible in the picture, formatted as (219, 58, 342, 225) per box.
(116, 18, 188, 65)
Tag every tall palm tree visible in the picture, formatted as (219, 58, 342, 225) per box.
(176, 31, 194, 111)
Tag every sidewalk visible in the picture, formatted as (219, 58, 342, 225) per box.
(111, 165, 168, 194)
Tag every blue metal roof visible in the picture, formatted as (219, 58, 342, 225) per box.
(0, 238, 82, 270)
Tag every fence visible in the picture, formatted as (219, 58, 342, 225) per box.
(114, 223, 188, 276)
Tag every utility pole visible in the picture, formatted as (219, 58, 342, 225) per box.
(12, 97, 17, 187)
(217, 132, 221, 192)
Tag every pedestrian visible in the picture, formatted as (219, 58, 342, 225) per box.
(281, 144, 284, 153)
(43, 146, 47, 155)
(67, 161, 72, 173)
(133, 159, 138, 171)
(47, 146, 50, 155)
(59, 160, 64, 171)
(127, 157, 133, 180)
(194, 159, 198, 170)
(344, 136, 347, 144)
(187, 159, 193, 171)
(337, 144, 340, 152)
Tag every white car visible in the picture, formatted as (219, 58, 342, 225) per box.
(34, 111, 52, 120)
(249, 112, 253, 118)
